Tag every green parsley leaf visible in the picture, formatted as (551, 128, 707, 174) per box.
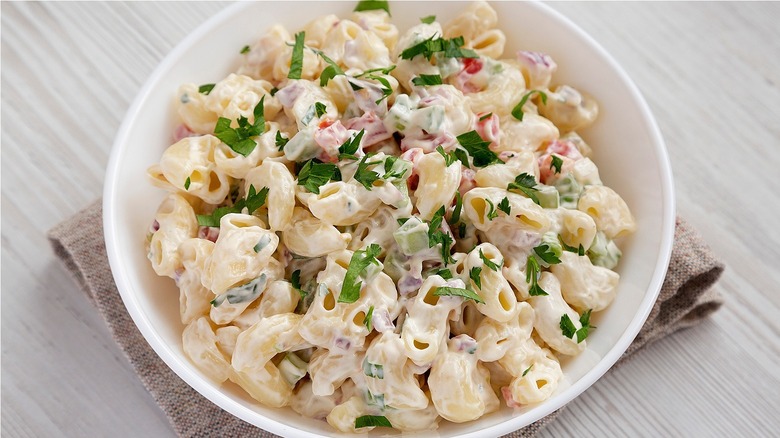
(434, 286, 485, 304)
(400, 35, 478, 61)
(184, 176, 191, 190)
(198, 83, 215, 95)
(288, 31, 305, 80)
(311, 48, 346, 86)
(436, 145, 458, 167)
(382, 155, 407, 179)
(559, 235, 586, 256)
(364, 305, 374, 332)
(469, 266, 482, 289)
(497, 197, 511, 215)
(396, 217, 409, 226)
(420, 15, 436, 24)
(196, 185, 269, 227)
(213, 96, 266, 156)
(534, 243, 562, 265)
(275, 131, 289, 151)
(354, 154, 382, 190)
(339, 244, 382, 303)
(353, 0, 390, 14)
(525, 255, 548, 296)
(458, 222, 467, 238)
(428, 206, 446, 246)
(451, 191, 463, 224)
(453, 148, 470, 168)
(560, 314, 577, 339)
(315, 101, 327, 118)
(576, 309, 593, 343)
(270, 87, 279, 96)
(240, 45, 250, 54)
(338, 129, 365, 159)
(363, 74, 393, 104)
(507, 172, 541, 205)
(290, 269, 307, 298)
(355, 415, 392, 429)
(354, 65, 396, 78)
(411, 74, 443, 86)
(479, 249, 501, 271)
(486, 198, 498, 220)
(511, 89, 548, 121)
(436, 268, 453, 279)
(522, 365, 533, 377)
(456, 130, 501, 167)
(550, 155, 563, 174)
(479, 112, 493, 121)
(297, 160, 339, 194)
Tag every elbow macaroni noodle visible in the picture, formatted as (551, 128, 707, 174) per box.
(145, 1, 636, 432)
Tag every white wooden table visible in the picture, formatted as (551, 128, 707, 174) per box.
(2, 2, 779, 436)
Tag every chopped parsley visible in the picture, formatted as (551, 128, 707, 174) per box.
(354, 65, 396, 77)
(354, 154, 382, 190)
(479, 112, 493, 121)
(522, 365, 533, 377)
(339, 244, 382, 303)
(400, 35, 478, 61)
(420, 15, 436, 24)
(436, 268, 453, 279)
(382, 155, 407, 179)
(364, 74, 393, 104)
(411, 74, 443, 86)
(314, 101, 327, 118)
(485, 198, 498, 220)
(196, 185, 269, 227)
(297, 160, 339, 194)
(550, 155, 564, 174)
(269, 86, 279, 96)
(198, 83, 215, 95)
(525, 255, 548, 296)
(507, 172, 541, 205)
(534, 243, 562, 265)
(479, 249, 501, 271)
(427, 206, 455, 265)
(184, 176, 191, 190)
(497, 197, 511, 215)
(213, 96, 265, 156)
(311, 48, 346, 86)
(275, 131, 289, 151)
(511, 89, 548, 122)
(364, 305, 374, 331)
(355, 415, 392, 429)
(576, 309, 594, 343)
(338, 129, 365, 160)
(436, 145, 458, 167)
(290, 269, 307, 298)
(287, 31, 305, 80)
(240, 45, 250, 54)
(559, 235, 586, 256)
(469, 266, 482, 289)
(434, 286, 485, 304)
(353, 0, 390, 14)
(456, 130, 501, 168)
(451, 191, 463, 224)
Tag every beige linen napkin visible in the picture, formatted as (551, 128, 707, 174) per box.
(49, 200, 724, 438)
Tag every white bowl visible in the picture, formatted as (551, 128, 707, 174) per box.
(104, 2, 675, 437)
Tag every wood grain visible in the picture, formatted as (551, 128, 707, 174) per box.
(2, 2, 778, 437)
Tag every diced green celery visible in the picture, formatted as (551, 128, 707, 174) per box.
(385, 94, 414, 133)
(555, 173, 582, 209)
(283, 125, 319, 162)
(393, 216, 430, 255)
(587, 231, 622, 269)
(278, 352, 308, 386)
(536, 185, 560, 209)
(414, 105, 445, 133)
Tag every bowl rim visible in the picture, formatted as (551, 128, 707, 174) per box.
(103, 1, 675, 437)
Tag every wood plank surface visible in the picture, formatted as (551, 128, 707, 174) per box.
(2, 2, 778, 437)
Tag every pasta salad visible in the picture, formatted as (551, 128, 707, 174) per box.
(144, 0, 636, 433)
